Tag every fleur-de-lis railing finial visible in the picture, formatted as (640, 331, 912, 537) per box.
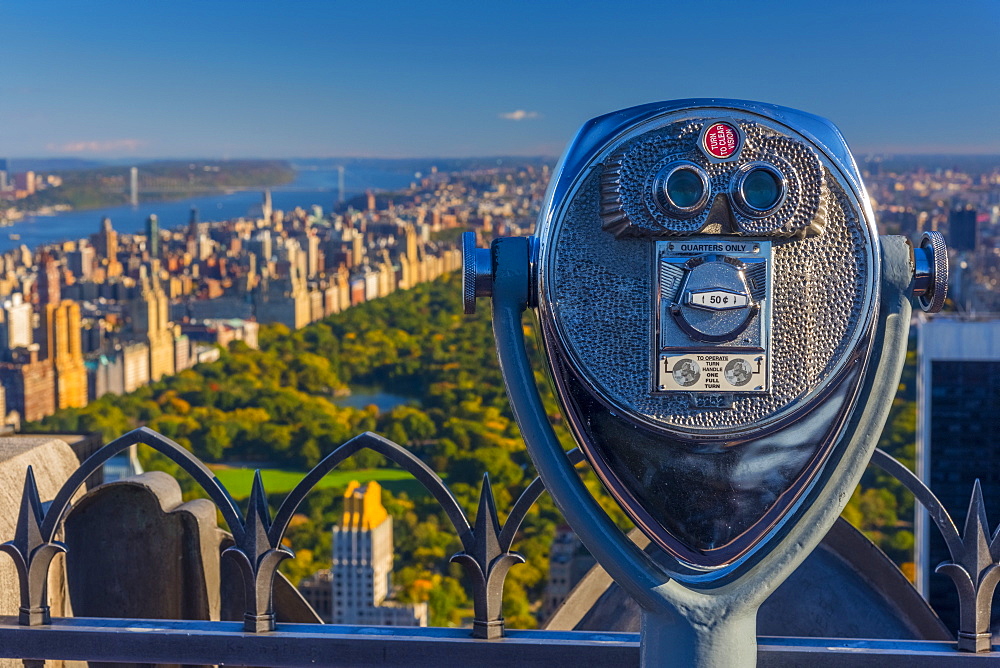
(935, 480, 1000, 652)
(872, 449, 1000, 652)
(0, 466, 67, 625)
(451, 474, 526, 639)
(222, 470, 293, 632)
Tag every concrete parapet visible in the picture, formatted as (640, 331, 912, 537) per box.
(0, 435, 84, 668)
(63, 470, 320, 629)
(64, 472, 221, 622)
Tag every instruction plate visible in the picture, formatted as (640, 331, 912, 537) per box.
(658, 353, 768, 393)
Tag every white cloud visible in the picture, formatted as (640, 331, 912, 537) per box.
(499, 110, 541, 121)
(47, 139, 147, 153)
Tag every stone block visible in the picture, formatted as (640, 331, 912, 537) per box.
(0, 435, 85, 668)
(64, 471, 321, 628)
(64, 471, 221, 621)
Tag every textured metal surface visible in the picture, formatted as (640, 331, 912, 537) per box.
(527, 102, 890, 578)
(498, 226, 912, 665)
(550, 165, 871, 433)
(462, 232, 494, 315)
(915, 230, 949, 313)
(600, 116, 827, 238)
(463, 231, 477, 313)
(462, 231, 494, 315)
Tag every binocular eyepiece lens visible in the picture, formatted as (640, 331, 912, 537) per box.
(655, 162, 709, 217)
(743, 169, 781, 210)
(735, 164, 785, 216)
(666, 168, 705, 209)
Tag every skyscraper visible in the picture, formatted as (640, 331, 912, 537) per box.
(44, 301, 87, 409)
(330, 481, 427, 626)
(67, 244, 96, 280)
(188, 207, 200, 238)
(130, 167, 139, 206)
(132, 264, 174, 381)
(36, 252, 61, 306)
(146, 214, 160, 260)
(96, 218, 123, 278)
(0, 290, 54, 422)
(262, 190, 272, 223)
(398, 223, 421, 289)
(916, 315, 1000, 632)
(948, 207, 978, 252)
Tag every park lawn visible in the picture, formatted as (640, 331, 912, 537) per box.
(209, 466, 418, 500)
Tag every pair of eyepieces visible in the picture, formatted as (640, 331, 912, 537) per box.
(653, 161, 787, 219)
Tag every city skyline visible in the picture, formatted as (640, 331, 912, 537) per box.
(2, 0, 999, 158)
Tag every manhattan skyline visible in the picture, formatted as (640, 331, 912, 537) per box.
(2, 0, 998, 158)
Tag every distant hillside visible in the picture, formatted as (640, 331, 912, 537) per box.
(11, 159, 296, 211)
(291, 156, 555, 174)
(7, 158, 107, 172)
(862, 154, 1000, 176)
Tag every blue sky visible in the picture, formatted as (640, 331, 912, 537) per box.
(1, 1, 998, 158)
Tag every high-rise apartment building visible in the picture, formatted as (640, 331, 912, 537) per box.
(330, 481, 427, 626)
(96, 218, 123, 278)
(13, 171, 36, 195)
(0, 294, 33, 354)
(0, 346, 54, 422)
(37, 252, 61, 307)
(916, 316, 1000, 632)
(44, 300, 87, 409)
(397, 224, 421, 289)
(540, 525, 596, 622)
(132, 265, 174, 381)
(67, 244, 96, 280)
(254, 241, 311, 330)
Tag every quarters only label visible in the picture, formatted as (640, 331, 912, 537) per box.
(658, 353, 768, 393)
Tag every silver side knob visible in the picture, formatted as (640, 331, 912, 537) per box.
(912, 230, 948, 313)
(462, 231, 493, 314)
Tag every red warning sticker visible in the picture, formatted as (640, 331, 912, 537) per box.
(703, 122, 740, 159)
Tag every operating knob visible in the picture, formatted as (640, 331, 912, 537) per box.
(462, 231, 492, 314)
(912, 230, 948, 313)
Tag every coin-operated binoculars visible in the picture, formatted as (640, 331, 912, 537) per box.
(463, 100, 948, 667)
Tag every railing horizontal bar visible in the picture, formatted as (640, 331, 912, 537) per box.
(758, 637, 998, 666)
(0, 618, 996, 666)
(0, 617, 639, 667)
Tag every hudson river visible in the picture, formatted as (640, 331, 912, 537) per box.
(1, 166, 414, 254)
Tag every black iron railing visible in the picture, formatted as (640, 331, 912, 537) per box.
(1, 427, 999, 665)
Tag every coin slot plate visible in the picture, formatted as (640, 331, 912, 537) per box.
(654, 238, 773, 399)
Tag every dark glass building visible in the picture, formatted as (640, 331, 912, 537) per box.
(917, 316, 1000, 632)
(948, 207, 978, 252)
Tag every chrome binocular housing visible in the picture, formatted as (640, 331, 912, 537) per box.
(464, 98, 948, 579)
